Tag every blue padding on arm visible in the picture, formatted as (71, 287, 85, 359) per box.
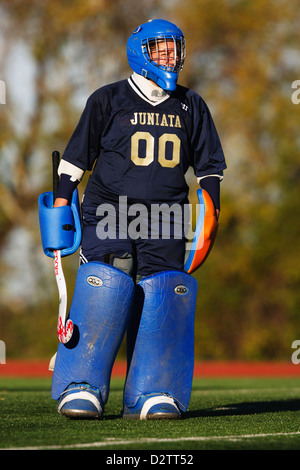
(38, 188, 82, 258)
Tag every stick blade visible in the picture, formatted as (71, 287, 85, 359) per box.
(57, 318, 74, 344)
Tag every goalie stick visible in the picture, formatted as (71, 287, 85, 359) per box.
(52, 151, 74, 344)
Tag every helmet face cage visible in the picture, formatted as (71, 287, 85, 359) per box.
(142, 35, 186, 74)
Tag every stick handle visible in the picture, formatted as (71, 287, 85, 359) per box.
(51, 150, 73, 343)
(52, 150, 60, 201)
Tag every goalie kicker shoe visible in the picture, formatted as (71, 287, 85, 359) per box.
(122, 393, 181, 420)
(57, 382, 103, 419)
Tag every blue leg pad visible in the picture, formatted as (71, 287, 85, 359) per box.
(51, 262, 135, 403)
(123, 270, 198, 416)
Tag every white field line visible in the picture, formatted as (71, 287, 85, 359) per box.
(2, 432, 300, 450)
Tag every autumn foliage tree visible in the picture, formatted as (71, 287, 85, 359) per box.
(0, 0, 299, 360)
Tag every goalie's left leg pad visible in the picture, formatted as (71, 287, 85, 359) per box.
(123, 270, 198, 416)
(51, 262, 135, 404)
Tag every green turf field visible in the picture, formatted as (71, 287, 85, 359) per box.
(1, 376, 300, 451)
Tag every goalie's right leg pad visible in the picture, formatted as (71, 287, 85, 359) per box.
(51, 262, 135, 405)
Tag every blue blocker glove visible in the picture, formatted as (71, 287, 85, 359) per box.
(38, 188, 82, 258)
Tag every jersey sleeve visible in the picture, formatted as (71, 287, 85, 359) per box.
(190, 96, 227, 179)
(62, 90, 109, 171)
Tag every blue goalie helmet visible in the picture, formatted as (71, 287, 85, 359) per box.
(127, 19, 186, 91)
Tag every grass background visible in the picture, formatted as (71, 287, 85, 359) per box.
(1, 376, 300, 451)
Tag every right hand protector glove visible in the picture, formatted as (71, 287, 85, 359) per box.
(38, 188, 82, 258)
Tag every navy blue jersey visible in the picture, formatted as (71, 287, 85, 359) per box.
(62, 78, 226, 205)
